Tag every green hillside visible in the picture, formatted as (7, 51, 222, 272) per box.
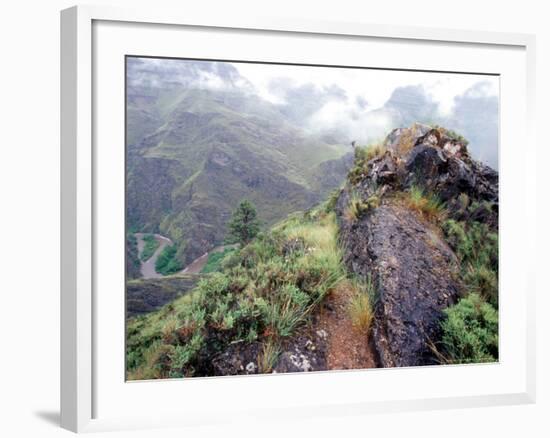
(127, 83, 351, 266)
(126, 123, 499, 378)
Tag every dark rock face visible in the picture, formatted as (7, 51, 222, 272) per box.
(337, 201, 461, 367)
(126, 157, 177, 232)
(273, 331, 328, 373)
(336, 124, 499, 367)
(211, 342, 262, 375)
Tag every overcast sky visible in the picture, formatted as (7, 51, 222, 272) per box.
(129, 57, 500, 168)
(233, 62, 498, 116)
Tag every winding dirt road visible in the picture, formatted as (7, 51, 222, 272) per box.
(134, 233, 237, 278)
(135, 233, 174, 279)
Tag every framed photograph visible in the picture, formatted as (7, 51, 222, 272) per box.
(61, 5, 536, 432)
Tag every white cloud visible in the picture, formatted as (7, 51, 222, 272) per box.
(233, 62, 498, 117)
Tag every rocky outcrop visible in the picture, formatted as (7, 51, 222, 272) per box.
(337, 200, 461, 367)
(336, 123, 498, 367)
(273, 331, 329, 373)
(211, 342, 262, 375)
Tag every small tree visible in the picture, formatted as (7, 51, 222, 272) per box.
(226, 200, 260, 246)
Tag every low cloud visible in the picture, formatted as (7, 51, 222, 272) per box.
(128, 57, 499, 168)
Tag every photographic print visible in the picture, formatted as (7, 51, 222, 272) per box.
(125, 57, 499, 380)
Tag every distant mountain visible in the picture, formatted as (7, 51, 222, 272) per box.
(126, 58, 351, 265)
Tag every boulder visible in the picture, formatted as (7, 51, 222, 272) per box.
(273, 334, 327, 373)
(211, 341, 262, 375)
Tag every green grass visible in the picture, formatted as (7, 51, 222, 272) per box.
(155, 245, 183, 276)
(140, 234, 160, 262)
(200, 247, 237, 274)
(443, 219, 498, 307)
(127, 210, 348, 379)
(348, 143, 387, 184)
(438, 208, 499, 364)
(431, 125, 470, 146)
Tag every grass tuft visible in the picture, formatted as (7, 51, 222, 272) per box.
(347, 276, 376, 332)
(405, 185, 447, 222)
(257, 339, 281, 373)
(343, 191, 380, 222)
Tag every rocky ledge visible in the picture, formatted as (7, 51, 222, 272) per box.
(336, 123, 498, 367)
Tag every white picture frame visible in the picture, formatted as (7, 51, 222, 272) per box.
(60, 4, 536, 433)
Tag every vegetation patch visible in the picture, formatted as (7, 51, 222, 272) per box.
(225, 199, 261, 246)
(343, 191, 380, 222)
(405, 185, 447, 222)
(256, 338, 281, 374)
(200, 247, 238, 274)
(431, 125, 469, 146)
(443, 219, 498, 307)
(140, 234, 160, 262)
(347, 275, 376, 332)
(155, 245, 183, 276)
(437, 205, 499, 364)
(127, 210, 348, 379)
(440, 293, 498, 363)
(126, 233, 141, 279)
(348, 143, 387, 184)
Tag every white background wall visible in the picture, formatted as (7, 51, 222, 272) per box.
(0, 1, 547, 437)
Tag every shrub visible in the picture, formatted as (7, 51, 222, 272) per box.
(168, 332, 204, 378)
(441, 293, 498, 363)
(140, 234, 160, 262)
(443, 219, 498, 306)
(155, 245, 183, 275)
(201, 247, 237, 274)
(464, 263, 498, 306)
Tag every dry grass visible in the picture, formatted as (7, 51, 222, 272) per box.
(343, 192, 364, 222)
(343, 191, 381, 222)
(347, 276, 376, 332)
(364, 143, 387, 161)
(395, 128, 416, 156)
(405, 186, 447, 222)
(257, 339, 281, 373)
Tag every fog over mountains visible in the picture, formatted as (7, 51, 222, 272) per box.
(128, 58, 499, 168)
(126, 57, 499, 266)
